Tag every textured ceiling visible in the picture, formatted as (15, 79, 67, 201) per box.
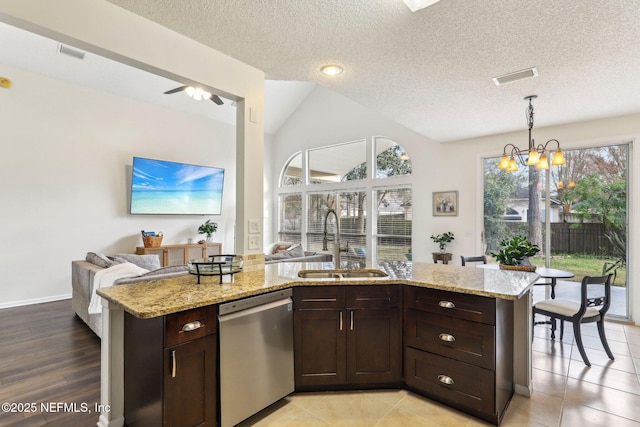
(104, 0, 640, 142)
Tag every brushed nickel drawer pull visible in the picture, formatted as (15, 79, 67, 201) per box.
(171, 350, 177, 378)
(439, 333, 456, 342)
(438, 301, 455, 309)
(181, 320, 202, 332)
(350, 311, 354, 331)
(438, 374, 454, 385)
(339, 311, 343, 331)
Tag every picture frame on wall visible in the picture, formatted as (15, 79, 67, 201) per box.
(433, 191, 458, 216)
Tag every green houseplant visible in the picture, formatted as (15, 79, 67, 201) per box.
(198, 220, 218, 242)
(430, 232, 454, 253)
(491, 235, 540, 271)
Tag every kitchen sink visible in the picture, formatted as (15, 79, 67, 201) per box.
(340, 271, 388, 278)
(298, 269, 388, 279)
(296, 271, 342, 279)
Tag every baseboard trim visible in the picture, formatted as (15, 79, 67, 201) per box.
(0, 293, 71, 310)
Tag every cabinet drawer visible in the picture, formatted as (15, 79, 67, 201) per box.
(405, 286, 495, 324)
(165, 305, 217, 347)
(405, 309, 495, 369)
(346, 285, 400, 308)
(405, 347, 495, 417)
(294, 286, 345, 309)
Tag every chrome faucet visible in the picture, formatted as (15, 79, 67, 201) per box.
(322, 208, 347, 268)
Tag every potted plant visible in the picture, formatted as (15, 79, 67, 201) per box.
(491, 235, 540, 271)
(198, 220, 218, 242)
(430, 232, 454, 253)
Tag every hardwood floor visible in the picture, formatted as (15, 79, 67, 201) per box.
(0, 299, 101, 426)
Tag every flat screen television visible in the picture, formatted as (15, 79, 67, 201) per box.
(130, 157, 225, 215)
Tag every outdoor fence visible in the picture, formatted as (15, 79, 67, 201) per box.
(505, 222, 616, 255)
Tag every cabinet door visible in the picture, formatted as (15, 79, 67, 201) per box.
(164, 335, 217, 427)
(294, 309, 346, 387)
(347, 308, 402, 384)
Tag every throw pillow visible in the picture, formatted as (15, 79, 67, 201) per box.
(285, 243, 305, 258)
(273, 242, 293, 254)
(86, 252, 113, 268)
(109, 254, 162, 271)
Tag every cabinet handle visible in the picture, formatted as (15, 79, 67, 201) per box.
(350, 311, 354, 331)
(339, 311, 343, 331)
(438, 374, 454, 385)
(438, 301, 456, 309)
(171, 350, 177, 378)
(181, 320, 202, 332)
(439, 333, 456, 342)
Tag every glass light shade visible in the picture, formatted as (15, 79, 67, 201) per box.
(557, 180, 564, 189)
(551, 149, 566, 165)
(568, 181, 576, 188)
(498, 154, 510, 170)
(185, 86, 195, 97)
(320, 65, 344, 75)
(507, 158, 518, 172)
(536, 154, 549, 170)
(527, 149, 540, 165)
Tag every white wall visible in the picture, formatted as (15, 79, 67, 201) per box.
(271, 86, 640, 323)
(0, 64, 237, 307)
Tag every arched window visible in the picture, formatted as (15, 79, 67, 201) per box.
(277, 137, 412, 265)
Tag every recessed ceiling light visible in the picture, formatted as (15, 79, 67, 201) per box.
(320, 65, 344, 76)
(402, 0, 441, 12)
(492, 67, 538, 85)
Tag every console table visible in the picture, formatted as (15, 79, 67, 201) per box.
(136, 243, 222, 267)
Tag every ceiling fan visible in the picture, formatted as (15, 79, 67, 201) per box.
(164, 85, 224, 105)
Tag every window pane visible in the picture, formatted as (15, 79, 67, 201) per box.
(306, 193, 335, 252)
(341, 191, 367, 265)
(375, 188, 412, 262)
(278, 193, 302, 243)
(306, 191, 367, 266)
(308, 140, 367, 184)
(374, 137, 412, 178)
(280, 152, 302, 186)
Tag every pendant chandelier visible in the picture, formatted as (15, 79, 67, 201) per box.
(498, 95, 566, 172)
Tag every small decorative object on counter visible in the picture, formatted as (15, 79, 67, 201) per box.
(141, 230, 163, 248)
(198, 220, 218, 242)
(491, 235, 540, 271)
(188, 254, 243, 284)
(430, 232, 454, 253)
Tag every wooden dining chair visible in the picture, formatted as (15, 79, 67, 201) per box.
(460, 255, 487, 266)
(532, 274, 614, 366)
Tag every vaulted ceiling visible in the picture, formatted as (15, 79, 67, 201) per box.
(104, 0, 640, 142)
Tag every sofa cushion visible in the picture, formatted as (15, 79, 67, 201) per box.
(109, 253, 161, 271)
(141, 264, 188, 277)
(86, 252, 113, 268)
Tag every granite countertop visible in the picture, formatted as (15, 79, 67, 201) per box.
(97, 261, 539, 319)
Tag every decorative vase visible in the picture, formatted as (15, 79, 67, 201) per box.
(439, 245, 446, 254)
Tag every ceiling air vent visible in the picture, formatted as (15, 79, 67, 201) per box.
(492, 67, 538, 85)
(58, 44, 86, 60)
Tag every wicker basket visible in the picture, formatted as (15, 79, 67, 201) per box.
(499, 264, 536, 272)
(142, 235, 163, 248)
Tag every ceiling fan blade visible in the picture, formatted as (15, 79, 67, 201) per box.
(163, 85, 187, 95)
(210, 95, 224, 105)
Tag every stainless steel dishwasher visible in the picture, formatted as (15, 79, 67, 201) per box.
(218, 289, 294, 427)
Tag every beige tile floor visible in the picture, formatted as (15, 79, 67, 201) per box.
(238, 321, 640, 426)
